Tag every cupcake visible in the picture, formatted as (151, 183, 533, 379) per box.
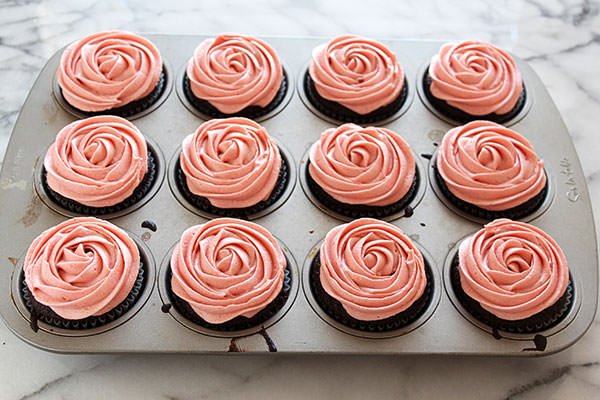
(56, 30, 165, 117)
(310, 218, 432, 332)
(307, 123, 418, 219)
(21, 217, 145, 330)
(434, 120, 547, 220)
(167, 218, 291, 331)
(42, 115, 157, 215)
(424, 40, 526, 123)
(176, 117, 288, 218)
(183, 33, 287, 119)
(452, 219, 573, 333)
(305, 35, 408, 124)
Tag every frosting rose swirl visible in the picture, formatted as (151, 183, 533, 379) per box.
(458, 219, 569, 320)
(180, 117, 281, 208)
(186, 33, 283, 113)
(309, 123, 415, 206)
(44, 115, 148, 208)
(309, 35, 404, 114)
(56, 30, 163, 112)
(436, 120, 546, 211)
(429, 40, 523, 116)
(170, 218, 286, 324)
(319, 218, 427, 321)
(24, 217, 140, 320)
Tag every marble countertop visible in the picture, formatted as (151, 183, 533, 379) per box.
(1, 0, 599, 398)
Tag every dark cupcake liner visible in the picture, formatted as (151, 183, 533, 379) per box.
(422, 68, 527, 124)
(165, 265, 292, 332)
(306, 161, 419, 219)
(433, 166, 548, 221)
(20, 257, 147, 331)
(309, 252, 433, 332)
(59, 68, 168, 118)
(174, 151, 289, 219)
(42, 148, 158, 216)
(182, 71, 288, 120)
(450, 254, 574, 334)
(304, 73, 408, 124)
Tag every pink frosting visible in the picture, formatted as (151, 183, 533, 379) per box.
(458, 219, 569, 320)
(436, 120, 546, 211)
(170, 218, 286, 324)
(24, 217, 140, 320)
(319, 218, 427, 321)
(429, 40, 523, 116)
(186, 34, 283, 113)
(309, 123, 415, 206)
(57, 30, 163, 112)
(44, 115, 148, 208)
(180, 117, 281, 208)
(309, 35, 404, 114)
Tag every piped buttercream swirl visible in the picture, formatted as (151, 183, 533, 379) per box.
(24, 217, 140, 320)
(458, 219, 569, 320)
(319, 218, 427, 321)
(170, 218, 286, 324)
(309, 35, 404, 114)
(57, 30, 163, 112)
(186, 34, 283, 113)
(429, 40, 523, 116)
(309, 123, 415, 206)
(44, 115, 148, 208)
(436, 120, 546, 211)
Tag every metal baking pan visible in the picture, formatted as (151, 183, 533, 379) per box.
(0, 35, 596, 356)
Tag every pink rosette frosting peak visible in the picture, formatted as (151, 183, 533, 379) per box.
(44, 115, 148, 207)
(429, 40, 523, 116)
(186, 33, 283, 113)
(57, 30, 163, 112)
(309, 35, 404, 114)
(458, 219, 569, 320)
(309, 123, 415, 206)
(170, 218, 286, 324)
(24, 217, 140, 320)
(180, 117, 281, 208)
(436, 120, 546, 211)
(319, 218, 427, 321)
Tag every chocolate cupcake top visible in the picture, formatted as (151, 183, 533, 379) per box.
(186, 34, 283, 114)
(319, 218, 427, 321)
(436, 120, 546, 211)
(180, 117, 281, 208)
(57, 30, 163, 112)
(24, 217, 140, 320)
(44, 115, 148, 208)
(309, 35, 404, 115)
(309, 123, 415, 206)
(429, 40, 523, 116)
(458, 219, 569, 320)
(170, 218, 286, 324)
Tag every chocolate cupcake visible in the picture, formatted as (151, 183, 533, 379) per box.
(451, 219, 573, 334)
(423, 40, 526, 124)
(434, 120, 548, 220)
(304, 35, 407, 124)
(41, 115, 157, 216)
(176, 117, 288, 218)
(183, 34, 287, 119)
(310, 218, 432, 332)
(56, 30, 166, 118)
(21, 217, 145, 330)
(167, 218, 291, 331)
(307, 123, 418, 219)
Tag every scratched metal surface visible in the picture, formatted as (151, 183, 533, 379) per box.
(0, 35, 596, 355)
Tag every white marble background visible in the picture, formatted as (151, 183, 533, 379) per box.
(1, 0, 599, 398)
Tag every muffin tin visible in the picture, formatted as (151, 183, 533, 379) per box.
(0, 35, 596, 355)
